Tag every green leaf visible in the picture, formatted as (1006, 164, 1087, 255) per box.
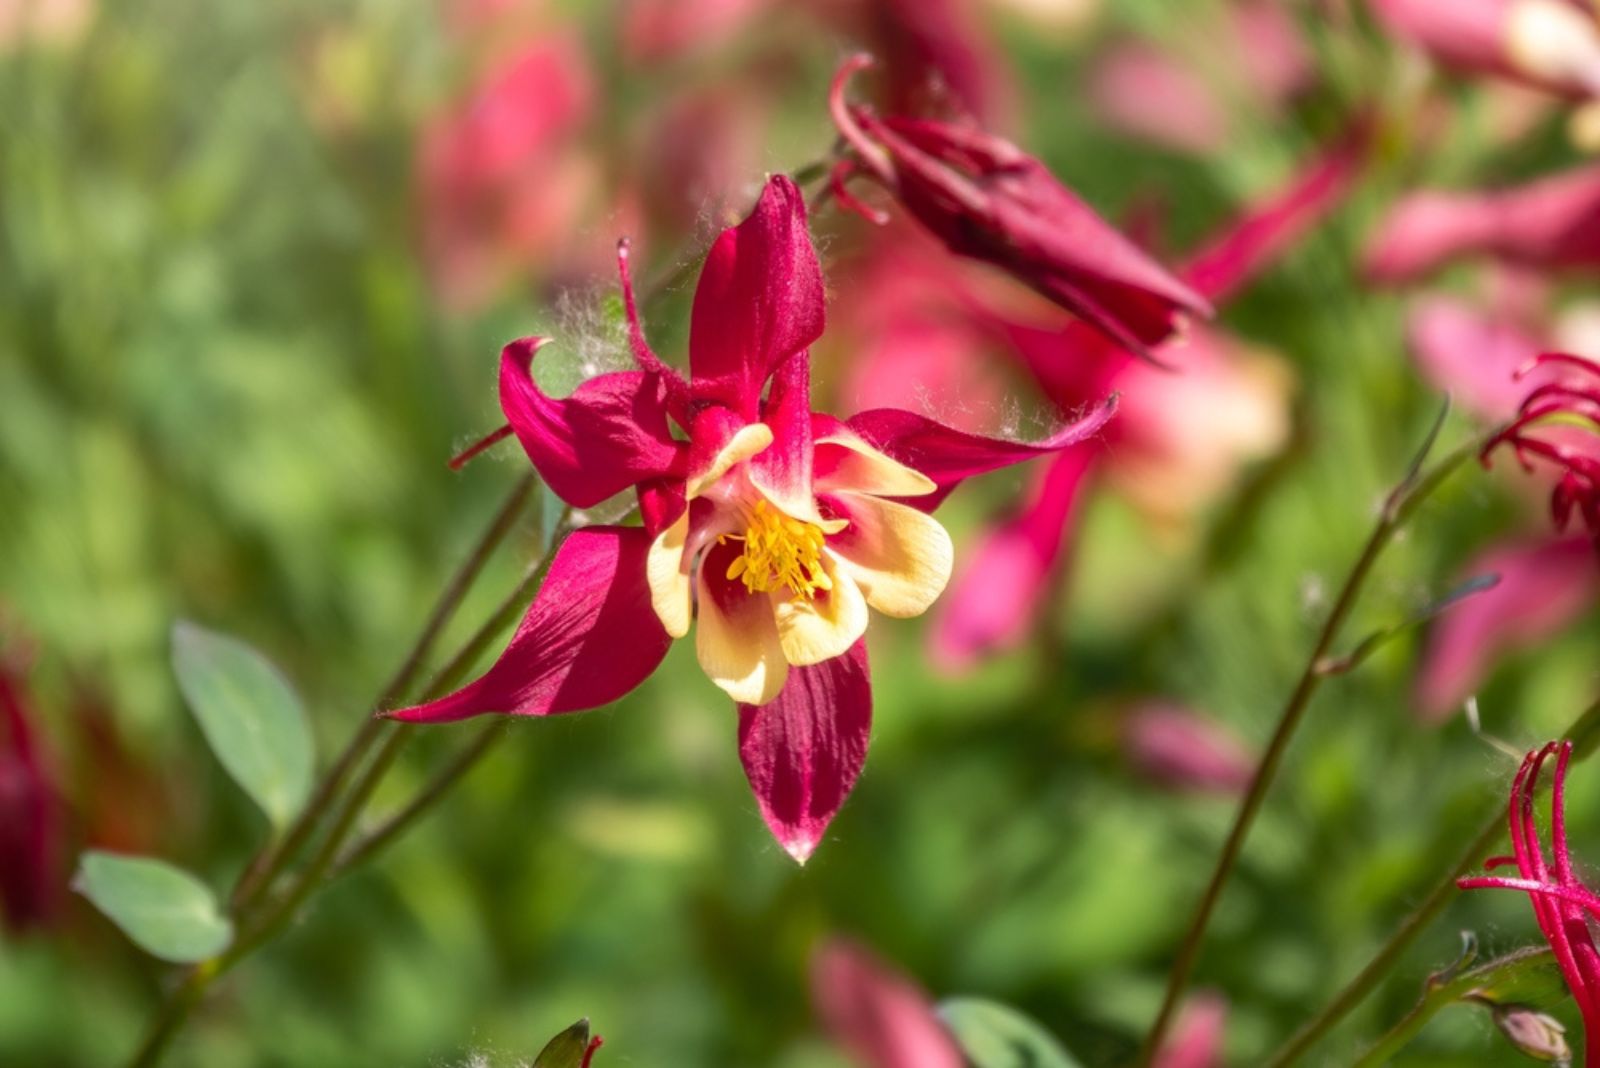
(533, 1018, 594, 1068)
(72, 852, 233, 963)
(938, 998, 1083, 1068)
(172, 620, 313, 827)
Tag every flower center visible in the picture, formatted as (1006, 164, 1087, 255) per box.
(722, 499, 831, 600)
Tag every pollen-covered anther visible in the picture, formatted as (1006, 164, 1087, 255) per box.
(723, 499, 832, 600)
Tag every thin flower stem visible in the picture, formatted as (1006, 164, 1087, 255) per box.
(229, 473, 537, 912)
(330, 721, 510, 878)
(1264, 698, 1600, 1067)
(1135, 423, 1481, 1068)
(122, 478, 541, 1068)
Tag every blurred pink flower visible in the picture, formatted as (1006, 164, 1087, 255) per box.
(831, 230, 1018, 436)
(620, 0, 771, 63)
(1365, 164, 1600, 284)
(0, 0, 92, 50)
(927, 123, 1373, 668)
(1370, 0, 1600, 97)
(416, 33, 598, 309)
(1460, 742, 1600, 1059)
(811, 939, 966, 1068)
(1124, 705, 1254, 795)
(1406, 294, 1550, 420)
(1416, 535, 1598, 719)
(831, 54, 1211, 362)
(1087, 1, 1313, 155)
(0, 640, 63, 933)
(1154, 991, 1229, 1068)
(637, 87, 768, 238)
(930, 448, 1095, 670)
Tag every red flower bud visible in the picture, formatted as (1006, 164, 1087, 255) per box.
(829, 54, 1211, 363)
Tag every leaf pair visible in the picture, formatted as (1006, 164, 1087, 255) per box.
(75, 622, 315, 964)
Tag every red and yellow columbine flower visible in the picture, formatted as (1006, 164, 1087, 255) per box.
(392, 176, 1114, 860)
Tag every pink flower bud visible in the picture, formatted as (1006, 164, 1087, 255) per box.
(1124, 704, 1254, 794)
(1371, 0, 1600, 97)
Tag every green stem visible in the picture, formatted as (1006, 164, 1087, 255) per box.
(330, 721, 510, 878)
(228, 474, 537, 912)
(1134, 427, 1480, 1067)
(122, 477, 540, 1068)
(1265, 698, 1600, 1066)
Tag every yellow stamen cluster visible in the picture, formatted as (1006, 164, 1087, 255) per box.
(723, 499, 832, 600)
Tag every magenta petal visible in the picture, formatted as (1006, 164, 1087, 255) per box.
(1415, 535, 1599, 721)
(0, 651, 63, 932)
(689, 176, 825, 417)
(846, 398, 1116, 511)
(389, 527, 671, 723)
(811, 939, 966, 1068)
(499, 337, 686, 509)
(737, 640, 870, 863)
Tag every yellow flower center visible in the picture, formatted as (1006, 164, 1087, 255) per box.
(722, 499, 832, 600)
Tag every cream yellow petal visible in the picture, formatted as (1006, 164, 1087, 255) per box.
(825, 492, 954, 619)
(772, 555, 870, 667)
(688, 423, 773, 499)
(646, 513, 693, 639)
(814, 430, 936, 498)
(696, 556, 789, 705)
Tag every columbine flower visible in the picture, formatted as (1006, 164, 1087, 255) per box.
(1483, 352, 1600, 546)
(827, 54, 1211, 361)
(1370, 0, 1600, 98)
(392, 176, 1114, 860)
(1459, 741, 1600, 1062)
(811, 939, 966, 1068)
(1365, 164, 1600, 284)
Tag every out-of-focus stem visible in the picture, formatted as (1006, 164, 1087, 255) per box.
(122, 476, 540, 1068)
(229, 474, 537, 912)
(1265, 698, 1600, 1067)
(1135, 425, 1482, 1067)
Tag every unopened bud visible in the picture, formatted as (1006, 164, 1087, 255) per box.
(1491, 1004, 1571, 1065)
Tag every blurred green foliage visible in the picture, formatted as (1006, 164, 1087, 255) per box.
(1, 0, 1597, 1066)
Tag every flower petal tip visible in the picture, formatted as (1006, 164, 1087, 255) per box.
(782, 833, 819, 865)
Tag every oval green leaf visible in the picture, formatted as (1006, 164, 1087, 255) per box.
(73, 851, 233, 963)
(533, 1018, 594, 1068)
(938, 998, 1083, 1068)
(172, 620, 313, 827)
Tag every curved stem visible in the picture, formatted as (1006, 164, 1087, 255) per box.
(1135, 426, 1481, 1067)
(1264, 697, 1600, 1066)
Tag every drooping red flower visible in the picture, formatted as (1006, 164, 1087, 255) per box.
(811, 939, 966, 1068)
(828, 54, 1211, 362)
(1460, 741, 1600, 1065)
(1370, 0, 1600, 98)
(1483, 352, 1600, 545)
(392, 177, 1114, 860)
(929, 121, 1370, 668)
(0, 640, 63, 933)
(1365, 164, 1600, 284)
